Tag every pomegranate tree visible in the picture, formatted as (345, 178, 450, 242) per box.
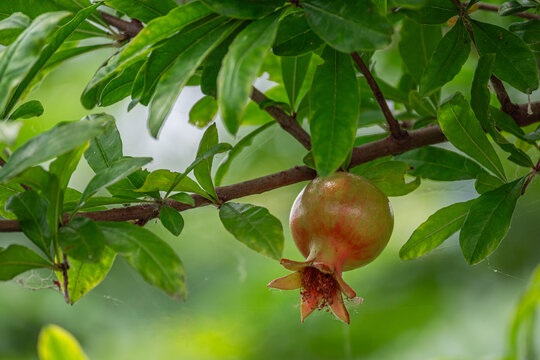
(268, 172, 394, 324)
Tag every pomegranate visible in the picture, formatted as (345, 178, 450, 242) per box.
(267, 172, 394, 323)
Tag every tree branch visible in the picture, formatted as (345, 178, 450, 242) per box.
(475, 2, 540, 20)
(98, 11, 142, 38)
(250, 87, 312, 150)
(351, 52, 407, 140)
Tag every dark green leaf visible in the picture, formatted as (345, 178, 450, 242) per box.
(409, 90, 437, 117)
(59, 218, 105, 263)
(118, 2, 213, 64)
(420, 20, 471, 96)
(499, 0, 537, 16)
(63, 196, 148, 212)
(0, 114, 112, 183)
(0, 12, 30, 46)
(486, 121, 534, 167)
(460, 178, 524, 264)
(509, 20, 540, 53)
(189, 95, 218, 128)
(219, 202, 284, 260)
(160, 205, 185, 236)
(475, 172, 505, 194)
(99, 222, 186, 299)
(55, 247, 116, 304)
(168, 192, 195, 206)
(3, 3, 103, 118)
(7, 100, 43, 120)
(399, 19, 441, 83)
(0, 12, 70, 114)
(490, 106, 530, 141)
(397, 0, 459, 24)
(524, 125, 540, 141)
(218, 11, 282, 134)
(5, 191, 51, 258)
(310, 47, 359, 176)
(215, 122, 276, 186)
(395, 146, 486, 181)
(193, 124, 219, 200)
(77, 157, 152, 209)
(148, 17, 241, 138)
(272, 11, 323, 56)
(11, 167, 49, 192)
(45, 44, 112, 70)
(470, 53, 496, 128)
(472, 20, 539, 93)
(438, 93, 506, 180)
(0, 182, 24, 219)
(281, 54, 311, 109)
(136, 169, 207, 196)
(350, 160, 421, 196)
(84, 120, 123, 173)
(105, 0, 177, 23)
(303, 0, 393, 52)
(99, 60, 143, 107)
(0, 245, 53, 281)
(353, 133, 387, 146)
(200, 0, 282, 19)
(399, 200, 474, 260)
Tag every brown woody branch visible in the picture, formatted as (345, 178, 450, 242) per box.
(98, 11, 142, 38)
(351, 52, 407, 140)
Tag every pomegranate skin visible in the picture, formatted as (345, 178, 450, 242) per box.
(290, 172, 394, 272)
(267, 172, 394, 324)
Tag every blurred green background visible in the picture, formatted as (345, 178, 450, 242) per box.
(0, 8, 539, 359)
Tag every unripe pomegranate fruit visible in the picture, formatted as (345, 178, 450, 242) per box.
(267, 172, 394, 324)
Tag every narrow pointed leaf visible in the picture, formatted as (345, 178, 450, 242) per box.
(272, 11, 323, 56)
(472, 20, 539, 93)
(218, 11, 282, 134)
(193, 124, 219, 200)
(397, 0, 459, 24)
(0, 114, 112, 183)
(0, 12, 30, 46)
(310, 47, 359, 176)
(160, 206, 185, 236)
(5, 191, 51, 258)
(136, 169, 207, 196)
(475, 172, 504, 194)
(8, 100, 43, 120)
(350, 160, 421, 196)
(0, 245, 53, 281)
(99, 60, 143, 107)
(99, 222, 186, 300)
(470, 53, 496, 128)
(219, 202, 284, 260)
(395, 146, 486, 181)
(59, 218, 105, 263)
(168, 192, 195, 206)
(420, 20, 471, 96)
(400, 200, 474, 260)
(437, 93, 506, 181)
(0, 182, 24, 219)
(200, 0, 282, 19)
(460, 179, 524, 264)
(104, 0, 177, 23)
(281, 54, 311, 109)
(303, 0, 393, 52)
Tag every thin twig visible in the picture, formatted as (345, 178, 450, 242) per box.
(61, 253, 70, 304)
(250, 87, 312, 150)
(351, 52, 407, 140)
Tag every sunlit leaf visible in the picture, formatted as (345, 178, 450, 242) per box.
(38, 324, 88, 360)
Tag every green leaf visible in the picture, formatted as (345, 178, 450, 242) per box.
(281, 54, 311, 109)
(118, 2, 213, 64)
(397, 0, 459, 24)
(472, 20, 539, 93)
(99, 222, 186, 299)
(470, 53, 496, 128)
(168, 192, 195, 206)
(420, 20, 471, 96)
(398, 18, 441, 83)
(219, 202, 284, 260)
(57, 247, 116, 304)
(38, 324, 88, 360)
(105, 0, 177, 23)
(0, 114, 112, 183)
(189, 95, 218, 128)
(11, 167, 49, 192)
(136, 169, 207, 196)
(0, 12, 30, 46)
(475, 172, 504, 194)
(437, 93, 506, 181)
(350, 160, 421, 196)
(8, 100, 43, 120)
(399, 200, 474, 260)
(524, 125, 540, 141)
(509, 20, 540, 53)
(395, 146, 486, 181)
(0, 245, 53, 281)
(63, 196, 148, 212)
(303, 0, 393, 52)
(486, 121, 534, 168)
(5, 191, 52, 258)
(193, 123, 219, 200)
(460, 178, 524, 264)
(310, 47, 359, 176)
(200, 0, 282, 19)
(59, 218, 105, 263)
(147, 17, 241, 138)
(160, 205, 185, 236)
(45, 44, 112, 70)
(99, 60, 143, 107)
(272, 11, 323, 56)
(84, 120, 123, 173)
(0, 12, 69, 114)
(0, 182, 24, 219)
(408, 90, 437, 117)
(499, 0, 537, 16)
(214, 121, 275, 186)
(489, 106, 530, 141)
(218, 11, 281, 134)
(2, 3, 103, 118)
(77, 157, 152, 209)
